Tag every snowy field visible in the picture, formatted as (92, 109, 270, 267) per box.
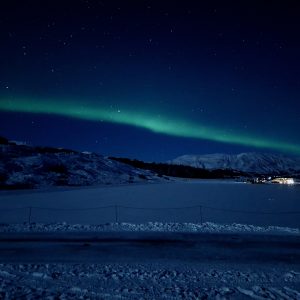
(1, 181, 300, 299)
(0, 180, 299, 227)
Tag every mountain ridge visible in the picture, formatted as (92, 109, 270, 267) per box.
(0, 137, 158, 189)
(169, 152, 300, 175)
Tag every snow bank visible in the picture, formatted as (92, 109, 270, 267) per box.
(0, 222, 299, 235)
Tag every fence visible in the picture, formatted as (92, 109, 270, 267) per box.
(1, 204, 300, 227)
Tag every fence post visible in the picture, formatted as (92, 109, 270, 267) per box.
(115, 205, 118, 223)
(28, 206, 32, 224)
(199, 205, 203, 224)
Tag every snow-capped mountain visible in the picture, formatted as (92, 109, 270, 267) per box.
(169, 153, 300, 175)
(0, 137, 158, 189)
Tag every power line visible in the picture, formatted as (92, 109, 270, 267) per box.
(1, 205, 300, 215)
(31, 205, 115, 211)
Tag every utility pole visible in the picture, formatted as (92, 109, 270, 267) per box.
(199, 205, 203, 224)
(28, 206, 32, 224)
(115, 205, 118, 223)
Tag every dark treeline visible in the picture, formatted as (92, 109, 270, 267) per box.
(109, 157, 245, 179)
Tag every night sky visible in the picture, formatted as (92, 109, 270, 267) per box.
(1, 0, 300, 161)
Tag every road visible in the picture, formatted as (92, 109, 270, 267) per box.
(0, 232, 300, 265)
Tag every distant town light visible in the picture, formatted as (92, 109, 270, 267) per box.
(271, 177, 295, 185)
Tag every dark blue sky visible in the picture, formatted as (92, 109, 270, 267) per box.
(0, 0, 300, 161)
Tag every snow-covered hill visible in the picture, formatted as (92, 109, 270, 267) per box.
(0, 139, 158, 189)
(169, 153, 300, 175)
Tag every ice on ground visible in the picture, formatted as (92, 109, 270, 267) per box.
(0, 221, 299, 235)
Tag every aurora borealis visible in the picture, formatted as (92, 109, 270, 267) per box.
(1, 97, 300, 155)
(1, 1, 300, 161)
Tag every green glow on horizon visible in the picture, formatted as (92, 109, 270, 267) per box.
(1, 97, 300, 154)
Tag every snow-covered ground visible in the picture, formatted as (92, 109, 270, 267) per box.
(1, 221, 299, 235)
(0, 262, 299, 299)
(0, 222, 299, 298)
(1, 182, 300, 299)
(0, 227, 299, 299)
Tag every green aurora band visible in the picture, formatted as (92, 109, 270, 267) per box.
(1, 98, 300, 154)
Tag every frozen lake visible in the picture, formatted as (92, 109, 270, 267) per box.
(0, 180, 299, 227)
